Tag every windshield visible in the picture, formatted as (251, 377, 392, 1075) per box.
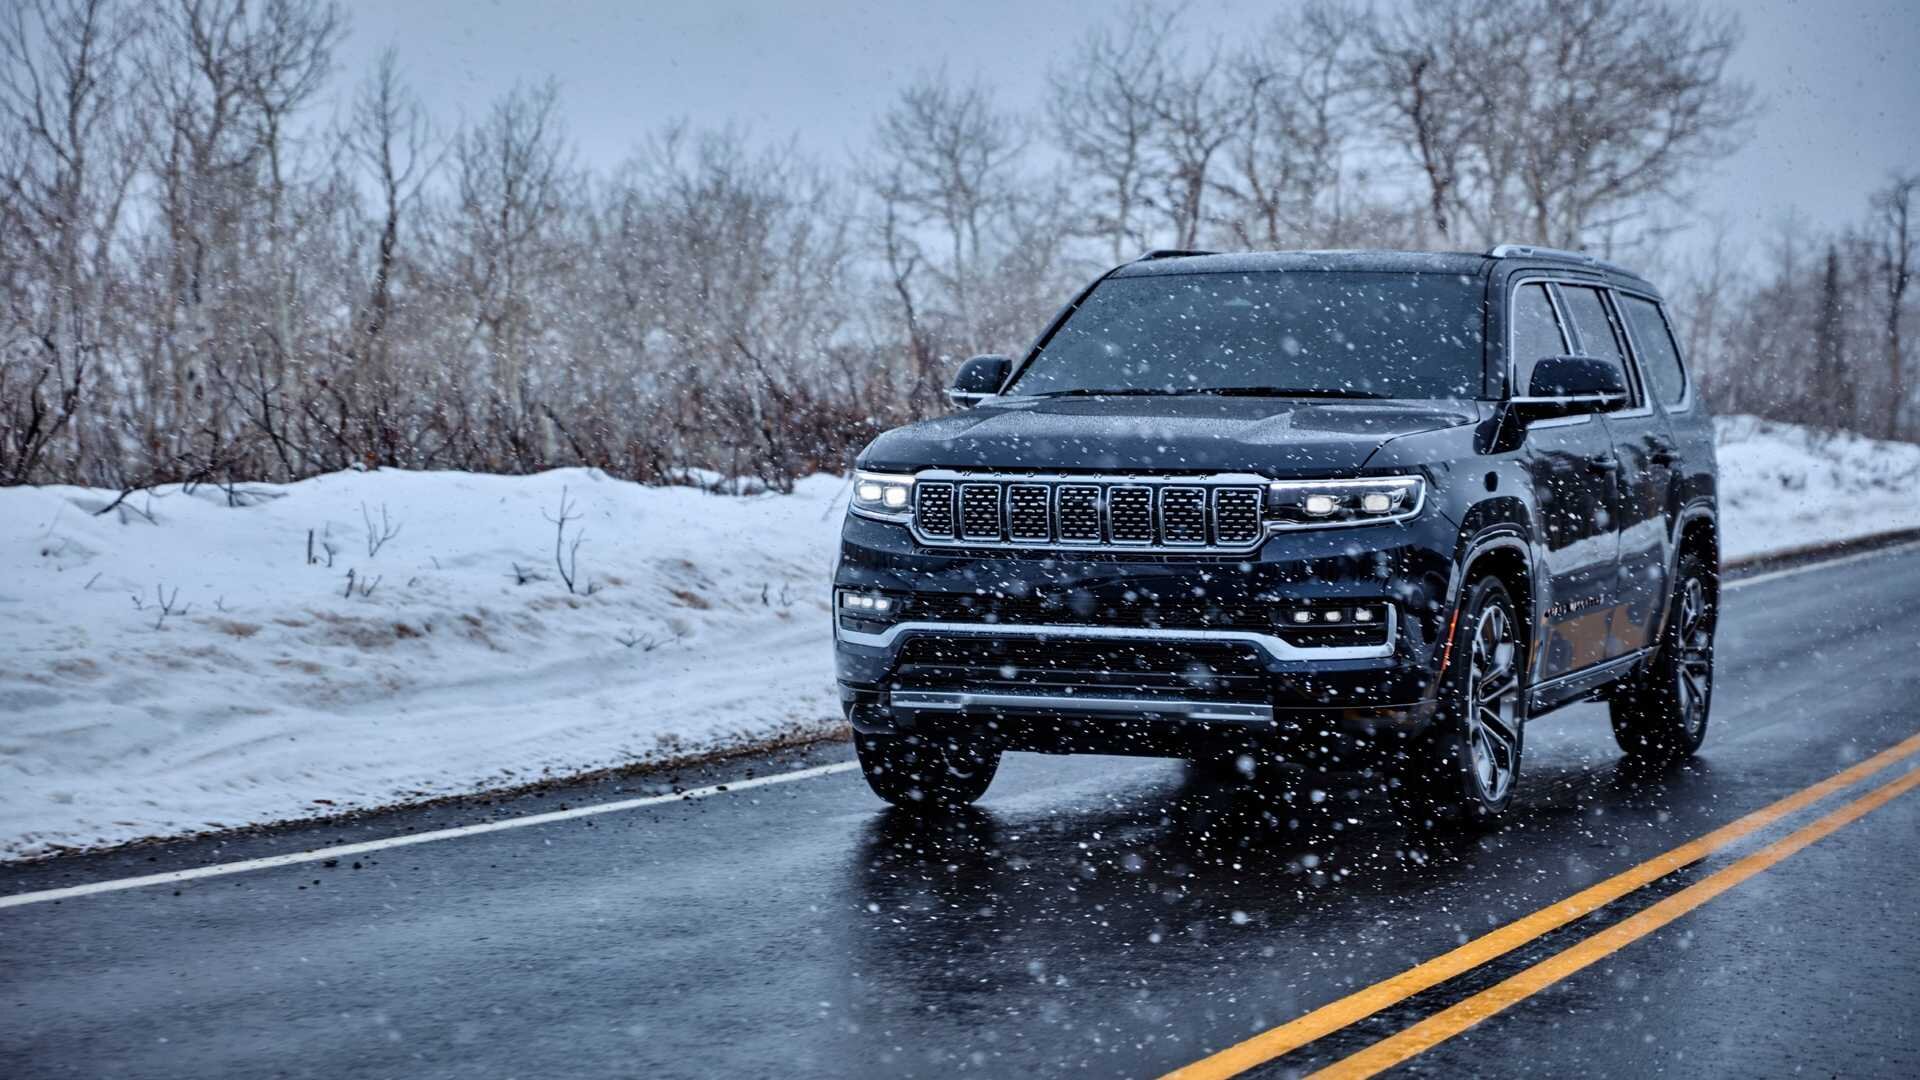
(1005, 270, 1487, 399)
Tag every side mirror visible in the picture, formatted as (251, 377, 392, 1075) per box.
(947, 354, 1011, 407)
(1507, 355, 1630, 422)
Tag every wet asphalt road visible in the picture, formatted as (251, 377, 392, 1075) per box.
(4, 546, 1920, 1079)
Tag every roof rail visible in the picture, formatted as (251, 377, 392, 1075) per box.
(1134, 248, 1216, 262)
(1486, 243, 1639, 278)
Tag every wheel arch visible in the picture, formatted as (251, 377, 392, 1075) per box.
(1663, 502, 1720, 640)
(1443, 513, 1538, 683)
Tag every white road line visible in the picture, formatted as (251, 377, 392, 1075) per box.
(1724, 538, 1920, 592)
(0, 760, 860, 911)
(7, 536, 1916, 912)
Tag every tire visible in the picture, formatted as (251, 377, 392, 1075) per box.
(854, 731, 1000, 809)
(1392, 576, 1526, 830)
(1611, 552, 1715, 761)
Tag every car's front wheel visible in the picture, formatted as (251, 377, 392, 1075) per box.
(1611, 551, 1715, 761)
(1392, 576, 1526, 829)
(854, 731, 999, 809)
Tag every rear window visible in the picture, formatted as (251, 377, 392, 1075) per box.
(1619, 295, 1688, 404)
(1006, 271, 1486, 399)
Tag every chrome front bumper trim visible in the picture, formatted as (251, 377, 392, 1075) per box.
(834, 608, 1397, 662)
(889, 690, 1274, 724)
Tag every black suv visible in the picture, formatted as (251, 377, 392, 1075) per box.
(834, 247, 1717, 825)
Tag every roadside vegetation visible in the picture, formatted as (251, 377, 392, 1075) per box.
(1, 0, 1914, 496)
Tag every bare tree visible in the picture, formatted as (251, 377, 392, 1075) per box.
(1045, 3, 1173, 260)
(131, 0, 344, 479)
(871, 167, 940, 411)
(443, 79, 576, 465)
(1147, 43, 1247, 250)
(871, 70, 1025, 333)
(0, 0, 144, 483)
(1872, 174, 1916, 439)
(1511, 0, 1756, 248)
(1355, 2, 1493, 243)
(327, 49, 441, 467)
(1216, 1, 1359, 248)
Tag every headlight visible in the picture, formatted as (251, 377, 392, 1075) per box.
(849, 470, 915, 521)
(1266, 475, 1425, 529)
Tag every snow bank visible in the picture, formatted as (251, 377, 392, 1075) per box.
(1, 469, 849, 858)
(3, 416, 1918, 859)
(1715, 416, 1920, 560)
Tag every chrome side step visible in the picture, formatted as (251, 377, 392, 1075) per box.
(889, 690, 1273, 724)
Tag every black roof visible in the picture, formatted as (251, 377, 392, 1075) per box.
(1112, 249, 1493, 278)
(1111, 247, 1657, 293)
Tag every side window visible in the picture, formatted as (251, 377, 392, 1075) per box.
(1555, 285, 1633, 401)
(1509, 283, 1567, 395)
(1619, 294, 1688, 405)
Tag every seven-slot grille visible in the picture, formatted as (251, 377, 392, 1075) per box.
(910, 477, 1267, 552)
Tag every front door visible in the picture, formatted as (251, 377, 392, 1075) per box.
(1512, 281, 1623, 682)
(1558, 284, 1667, 658)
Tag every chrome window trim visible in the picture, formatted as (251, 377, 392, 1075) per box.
(833, 607, 1398, 662)
(889, 690, 1275, 724)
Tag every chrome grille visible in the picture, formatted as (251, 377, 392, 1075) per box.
(1109, 487, 1153, 543)
(958, 483, 1002, 541)
(1159, 487, 1207, 545)
(1212, 489, 1263, 545)
(1007, 484, 1050, 540)
(1056, 486, 1102, 542)
(916, 483, 955, 538)
(907, 474, 1269, 553)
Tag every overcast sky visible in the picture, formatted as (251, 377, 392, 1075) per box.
(326, 0, 1920, 257)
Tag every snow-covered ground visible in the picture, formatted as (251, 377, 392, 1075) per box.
(1713, 416, 1920, 560)
(1, 469, 850, 859)
(3, 415, 1918, 859)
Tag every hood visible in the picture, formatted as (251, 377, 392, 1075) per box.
(858, 396, 1477, 476)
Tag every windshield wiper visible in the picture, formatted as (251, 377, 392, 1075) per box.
(1024, 386, 1388, 400)
(1171, 386, 1388, 399)
(1022, 387, 1173, 398)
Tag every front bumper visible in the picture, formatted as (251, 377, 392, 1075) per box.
(832, 509, 1458, 758)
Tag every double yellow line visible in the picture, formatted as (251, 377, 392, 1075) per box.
(1165, 731, 1920, 1080)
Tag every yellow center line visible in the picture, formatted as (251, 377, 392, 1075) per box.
(1311, 759, 1920, 1079)
(1161, 730, 1920, 1080)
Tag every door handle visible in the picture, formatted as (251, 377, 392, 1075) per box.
(1649, 447, 1679, 467)
(1583, 453, 1619, 473)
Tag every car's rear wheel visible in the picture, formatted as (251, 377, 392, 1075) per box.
(854, 731, 1000, 809)
(1611, 552, 1715, 761)
(1392, 576, 1525, 829)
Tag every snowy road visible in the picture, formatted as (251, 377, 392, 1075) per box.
(4, 544, 1919, 1078)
